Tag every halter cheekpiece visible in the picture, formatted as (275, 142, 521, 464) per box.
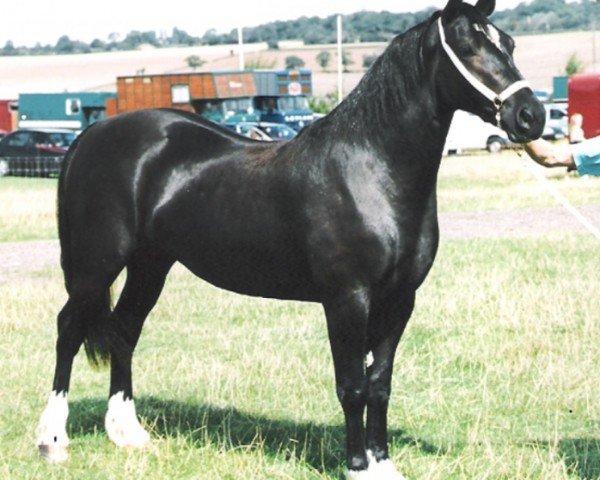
(438, 18, 530, 126)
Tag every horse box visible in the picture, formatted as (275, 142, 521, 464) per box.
(18, 92, 115, 132)
(569, 73, 600, 139)
(109, 72, 257, 115)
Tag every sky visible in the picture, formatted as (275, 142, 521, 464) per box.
(1, 0, 533, 48)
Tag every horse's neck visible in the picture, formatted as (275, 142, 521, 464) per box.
(335, 22, 452, 162)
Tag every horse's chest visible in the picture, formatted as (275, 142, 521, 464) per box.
(382, 197, 440, 292)
(315, 193, 438, 295)
(380, 224, 436, 293)
(320, 165, 440, 292)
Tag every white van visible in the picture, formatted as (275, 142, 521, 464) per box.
(443, 110, 510, 155)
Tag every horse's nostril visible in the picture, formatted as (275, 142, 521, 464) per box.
(519, 107, 534, 126)
(516, 106, 535, 132)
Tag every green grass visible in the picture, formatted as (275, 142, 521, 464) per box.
(0, 177, 58, 242)
(438, 150, 600, 213)
(1, 236, 598, 479)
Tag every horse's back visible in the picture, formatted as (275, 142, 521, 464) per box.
(64, 109, 242, 177)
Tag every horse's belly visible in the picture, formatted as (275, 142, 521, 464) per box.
(163, 232, 318, 301)
(185, 252, 317, 301)
(150, 168, 319, 300)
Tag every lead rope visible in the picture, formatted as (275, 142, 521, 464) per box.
(511, 146, 600, 240)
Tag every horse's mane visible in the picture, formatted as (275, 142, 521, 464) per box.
(288, 13, 443, 153)
(360, 27, 427, 102)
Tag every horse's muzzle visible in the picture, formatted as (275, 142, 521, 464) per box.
(501, 91, 546, 143)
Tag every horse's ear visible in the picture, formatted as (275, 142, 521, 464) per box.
(442, 0, 463, 23)
(475, 0, 496, 16)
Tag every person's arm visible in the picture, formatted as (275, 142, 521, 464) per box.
(523, 139, 576, 169)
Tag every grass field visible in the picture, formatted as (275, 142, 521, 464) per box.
(0, 178, 58, 242)
(0, 153, 599, 479)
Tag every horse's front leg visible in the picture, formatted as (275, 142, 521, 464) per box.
(365, 290, 415, 480)
(323, 288, 371, 478)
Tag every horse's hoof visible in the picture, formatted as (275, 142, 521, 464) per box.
(38, 444, 68, 463)
(105, 415, 151, 449)
(346, 466, 407, 479)
(364, 450, 407, 479)
(346, 469, 371, 479)
(105, 392, 151, 449)
(106, 424, 151, 449)
(370, 459, 407, 479)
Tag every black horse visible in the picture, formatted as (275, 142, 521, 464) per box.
(36, 0, 545, 477)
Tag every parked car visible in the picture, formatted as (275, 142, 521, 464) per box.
(444, 110, 511, 154)
(542, 104, 568, 140)
(223, 122, 272, 141)
(534, 89, 550, 103)
(223, 122, 298, 142)
(0, 128, 75, 177)
(255, 122, 297, 141)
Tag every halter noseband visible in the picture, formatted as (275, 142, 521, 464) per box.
(438, 18, 530, 127)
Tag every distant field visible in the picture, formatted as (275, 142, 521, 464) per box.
(0, 29, 597, 98)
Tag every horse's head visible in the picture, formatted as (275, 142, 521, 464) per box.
(432, 0, 545, 143)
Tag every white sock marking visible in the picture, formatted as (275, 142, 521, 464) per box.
(36, 391, 70, 462)
(346, 469, 374, 480)
(105, 391, 150, 448)
(366, 450, 408, 479)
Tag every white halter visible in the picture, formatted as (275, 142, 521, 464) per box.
(438, 18, 530, 126)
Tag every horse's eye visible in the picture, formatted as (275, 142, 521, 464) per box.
(458, 45, 476, 57)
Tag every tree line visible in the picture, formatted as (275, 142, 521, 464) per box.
(1, 0, 598, 57)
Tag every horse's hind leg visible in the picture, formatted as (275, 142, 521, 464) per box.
(37, 207, 135, 462)
(37, 282, 113, 463)
(105, 249, 173, 449)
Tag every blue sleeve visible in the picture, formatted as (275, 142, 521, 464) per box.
(571, 136, 600, 176)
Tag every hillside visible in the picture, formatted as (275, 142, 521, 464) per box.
(0, 28, 597, 100)
(2, 0, 597, 55)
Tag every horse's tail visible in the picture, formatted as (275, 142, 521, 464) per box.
(82, 290, 112, 369)
(57, 132, 83, 295)
(58, 128, 111, 368)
